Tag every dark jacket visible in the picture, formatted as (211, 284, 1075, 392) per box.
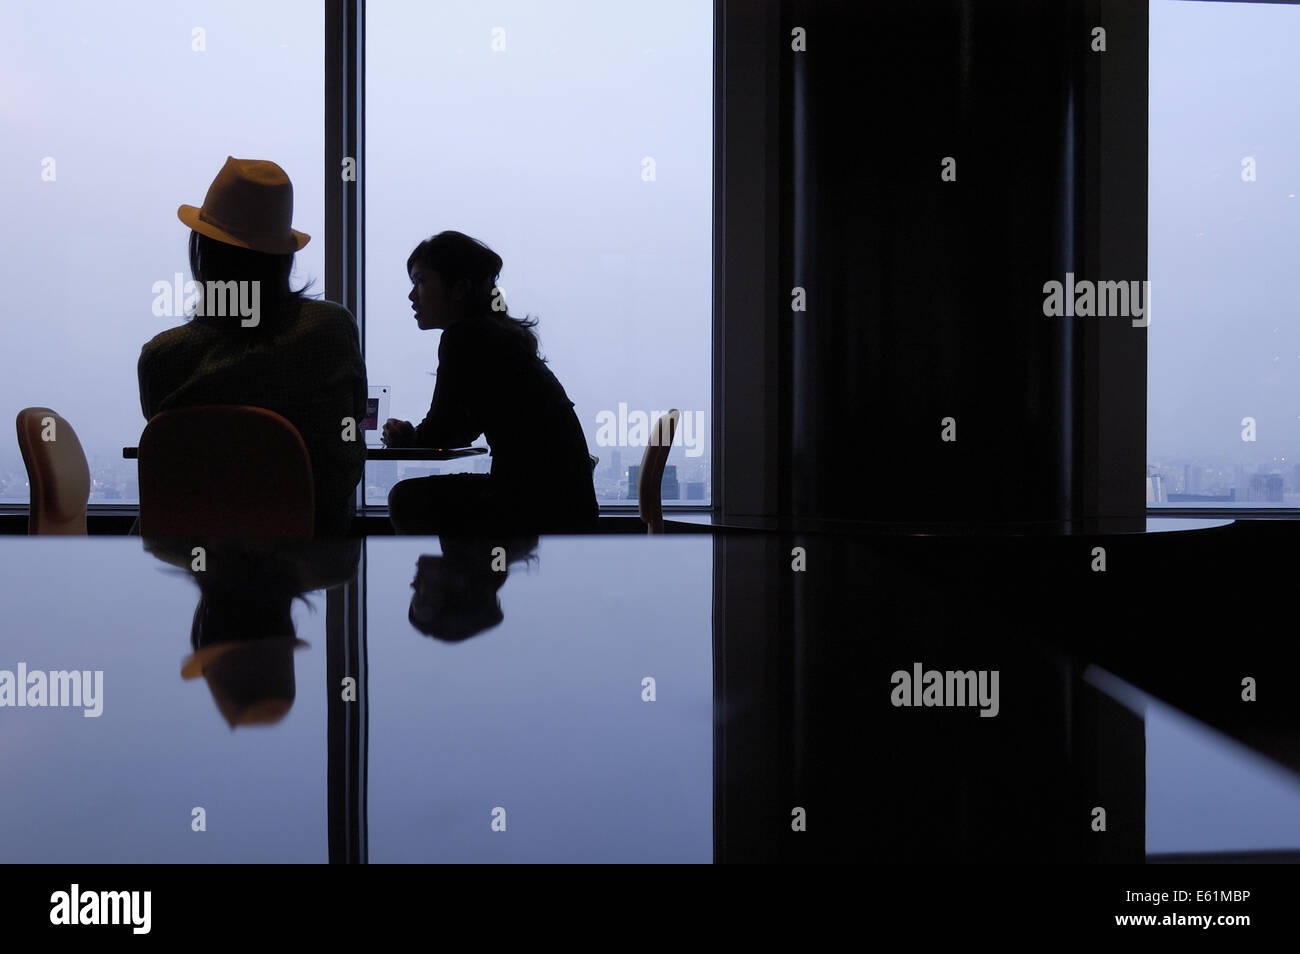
(414, 316, 597, 532)
(137, 298, 367, 537)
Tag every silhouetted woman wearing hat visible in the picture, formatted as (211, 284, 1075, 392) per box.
(383, 232, 597, 534)
(137, 157, 367, 537)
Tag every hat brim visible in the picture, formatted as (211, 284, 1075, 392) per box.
(181, 637, 309, 680)
(178, 204, 310, 254)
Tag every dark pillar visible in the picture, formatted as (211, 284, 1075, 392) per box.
(781, 0, 1138, 528)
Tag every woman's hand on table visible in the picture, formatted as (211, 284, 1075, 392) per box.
(381, 419, 416, 447)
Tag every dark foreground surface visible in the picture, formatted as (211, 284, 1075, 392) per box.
(0, 520, 1294, 931)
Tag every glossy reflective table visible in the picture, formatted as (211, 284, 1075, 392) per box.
(0, 520, 1297, 864)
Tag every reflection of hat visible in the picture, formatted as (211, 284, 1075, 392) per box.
(141, 536, 349, 730)
(181, 637, 308, 729)
(178, 156, 310, 254)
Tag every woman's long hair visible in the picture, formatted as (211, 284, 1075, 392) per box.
(406, 231, 545, 361)
(187, 231, 313, 329)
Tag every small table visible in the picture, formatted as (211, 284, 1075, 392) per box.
(360, 447, 488, 461)
(122, 446, 489, 461)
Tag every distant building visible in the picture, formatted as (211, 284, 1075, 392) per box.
(1247, 473, 1284, 503)
(685, 481, 706, 500)
(1145, 473, 1165, 504)
(625, 464, 680, 500)
(662, 465, 680, 500)
(373, 460, 399, 493)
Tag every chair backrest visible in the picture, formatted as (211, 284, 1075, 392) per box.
(138, 406, 315, 539)
(15, 407, 90, 535)
(638, 409, 679, 535)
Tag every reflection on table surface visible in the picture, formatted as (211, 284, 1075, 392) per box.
(0, 534, 711, 863)
(0, 520, 1297, 863)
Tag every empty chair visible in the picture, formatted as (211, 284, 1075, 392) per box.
(138, 406, 315, 539)
(638, 409, 679, 535)
(16, 407, 91, 535)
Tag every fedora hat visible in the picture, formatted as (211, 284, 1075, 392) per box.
(182, 637, 309, 729)
(178, 156, 310, 255)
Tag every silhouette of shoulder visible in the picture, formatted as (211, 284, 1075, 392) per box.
(142, 299, 357, 357)
(138, 298, 363, 420)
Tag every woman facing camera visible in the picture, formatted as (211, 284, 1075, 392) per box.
(137, 157, 367, 537)
(383, 231, 598, 534)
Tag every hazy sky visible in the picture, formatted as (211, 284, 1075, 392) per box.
(365, 1, 712, 470)
(0, 0, 711, 500)
(1148, 0, 1300, 467)
(0, 0, 326, 496)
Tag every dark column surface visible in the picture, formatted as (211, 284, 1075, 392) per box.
(775, 0, 1145, 529)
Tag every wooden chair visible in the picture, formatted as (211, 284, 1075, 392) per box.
(638, 409, 679, 534)
(15, 407, 90, 534)
(138, 406, 315, 539)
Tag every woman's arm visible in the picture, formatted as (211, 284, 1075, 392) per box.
(412, 329, 484, 447)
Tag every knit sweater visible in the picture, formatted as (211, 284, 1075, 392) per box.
(137, 298, 367, 537)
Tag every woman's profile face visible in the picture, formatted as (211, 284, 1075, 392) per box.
(409, 265, 461, 330)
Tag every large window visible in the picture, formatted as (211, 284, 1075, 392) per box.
(0, 1, 324, 505)
(364, 1, 712, 508)
(1, 1, 710, 514)
(1148, 0, 1300, 507)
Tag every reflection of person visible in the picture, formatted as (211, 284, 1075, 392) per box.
(408, 535, 539, 642)
(137, 157, 368, 538)
(144, 536, 360, 728)
(383, 231, 598, 535)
